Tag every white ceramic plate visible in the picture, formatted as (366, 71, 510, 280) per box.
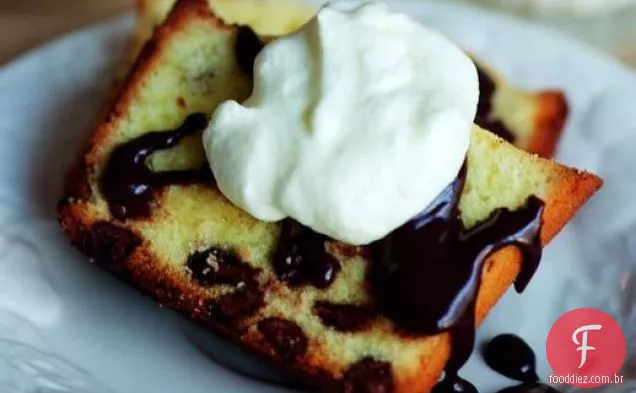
(2, 1, 636, 392)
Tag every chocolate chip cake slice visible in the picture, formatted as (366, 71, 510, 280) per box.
(125, 0, 568, 158)
(58, 0, 601, 392)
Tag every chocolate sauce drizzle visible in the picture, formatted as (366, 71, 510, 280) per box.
(484, 334, 559, 393)
(475, 66, 515, 143)
(101, 113, 214, 220)
(369, 166, 544, 393)
(269, 165, 544, 390)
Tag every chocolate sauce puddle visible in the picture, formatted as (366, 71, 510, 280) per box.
(484, 334, 559, 393)
(370, 165, 544, 393)
(475, 66, 515, 143)
(101, 113, 213, 220)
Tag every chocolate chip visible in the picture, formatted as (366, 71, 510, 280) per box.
(341, 358, 394, 393)
(235, 25, 263, 77)
(74, 221, 141, 265)
(186, 248, 259, 287)
(273, 220, 341, 289)
(258, 317, 308, 360)
(207, 285, 264, 325)
(314, 301, 376, 332)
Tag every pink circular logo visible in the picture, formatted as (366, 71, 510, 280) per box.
(546, 308, 626, 388)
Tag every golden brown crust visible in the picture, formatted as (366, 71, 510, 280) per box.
(527, 91, 569, 158)
(58, 161, 602, 393)
(57, 1, 602, 392)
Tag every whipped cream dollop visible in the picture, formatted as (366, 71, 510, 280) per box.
(203, 0, 478, 245)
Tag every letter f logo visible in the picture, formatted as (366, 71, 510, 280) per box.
(547, 308, 626, 388)
(572, 324, 602, 368)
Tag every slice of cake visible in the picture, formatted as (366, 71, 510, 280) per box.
(124, 0, 568, 158)
(58, 0, 601, 392)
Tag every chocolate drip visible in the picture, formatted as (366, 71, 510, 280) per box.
(371, 167, 466, 334)
(475, 66, 515, 143)
(268, 165, 544, 390)
(371, 165, 544, 392)
(273, 220, 341, 289)
(101, 113, 213, 220)
(438, 322, 480, 393)
(484, 334, 539, 383)
(483, 334, 559, 393)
